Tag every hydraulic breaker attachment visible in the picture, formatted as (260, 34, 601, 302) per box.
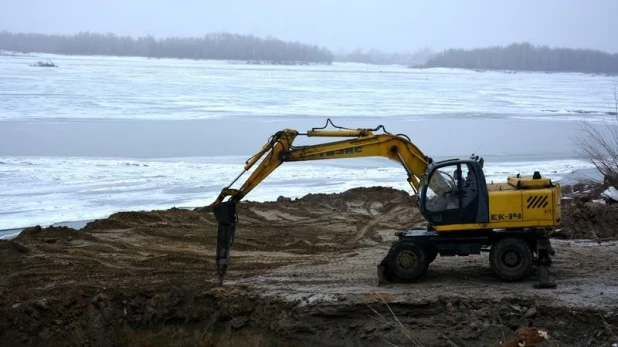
(535, 237, 557, 289)
(214, 201, 237, 286)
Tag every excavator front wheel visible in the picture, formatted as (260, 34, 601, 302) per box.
(386, 241, 428, 282)
(489, 237, 534, 281)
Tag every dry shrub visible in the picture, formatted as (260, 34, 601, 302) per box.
(574, 83, 618, 187)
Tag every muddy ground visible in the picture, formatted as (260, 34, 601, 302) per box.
(1, 187, 618, 347)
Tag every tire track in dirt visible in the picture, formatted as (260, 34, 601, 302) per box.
(351, 205, 406, 244)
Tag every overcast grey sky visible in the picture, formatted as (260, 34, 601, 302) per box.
(1, 0, 616, 53)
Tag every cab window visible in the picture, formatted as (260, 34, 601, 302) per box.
(423, 162, 480, 224)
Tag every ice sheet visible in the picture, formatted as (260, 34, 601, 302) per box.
(0, 54, 616, 122)
(0, 156, 595, 230)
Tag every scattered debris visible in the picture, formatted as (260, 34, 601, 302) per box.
(560, 182, 607, 205)
(29, 60, 58, 67)
(601, 187, 618, 205)
(243, 60, 327, 66)
(500, 327, 549, 346)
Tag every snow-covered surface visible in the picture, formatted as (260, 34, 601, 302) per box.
(602, 186, 618, 202)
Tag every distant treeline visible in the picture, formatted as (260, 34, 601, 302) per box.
(334, 48, 433, 65)
(422, 43, 618, 74)
(0, 31, 333, 63)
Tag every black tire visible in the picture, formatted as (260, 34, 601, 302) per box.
(489, 237, 533, 281)
(426, 248, 438, 264)
(386, 242, 428, 281)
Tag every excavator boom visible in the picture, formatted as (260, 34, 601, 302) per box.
(213, 124, 430, 206)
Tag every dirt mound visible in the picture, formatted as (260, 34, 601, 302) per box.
(84, 208, 204, 231)
(556, 202, 618, 240)
(15, 225, 98, 243)
(82, 218, 131, 231)
(235, 186, 414, 217)
(0, 239, 28, 255)
(106, 210, 167, 224)
(295, 186, 416, 214)
(535, 180, 618, 240)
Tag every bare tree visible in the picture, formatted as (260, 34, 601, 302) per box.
(575, 83, 618, 187)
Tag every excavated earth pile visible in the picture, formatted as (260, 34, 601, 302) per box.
(555, 203, 618, 240)
(1, 187, 618, 346)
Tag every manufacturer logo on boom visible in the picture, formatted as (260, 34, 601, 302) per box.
(320, 147, 363, 157)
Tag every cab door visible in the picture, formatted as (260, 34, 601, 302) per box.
(420, 161, 489, 226)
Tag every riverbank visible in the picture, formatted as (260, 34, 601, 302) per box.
(1, 187, 617, 346)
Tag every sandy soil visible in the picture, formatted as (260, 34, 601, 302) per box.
(1, 187, 617, 347)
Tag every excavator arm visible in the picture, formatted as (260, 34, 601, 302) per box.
(213, 125, 429, 205)
(212, 128, 300, 205)
(212, 119, 433, 285)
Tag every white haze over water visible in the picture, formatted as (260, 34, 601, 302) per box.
(0, 53, 612, 233)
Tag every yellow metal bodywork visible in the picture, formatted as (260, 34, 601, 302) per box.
(432, 179, 561, 232)
(487, 179, 560, 228)
(212, 124, 561, 234)
(213, 128, 429, 205)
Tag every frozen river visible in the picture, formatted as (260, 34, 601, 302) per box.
(1, 53, 614, 232)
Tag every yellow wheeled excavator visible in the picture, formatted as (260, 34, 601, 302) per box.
(211, 119, 560, 288)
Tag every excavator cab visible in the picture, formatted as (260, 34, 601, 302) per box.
(381, 153, 557, 288)
(419, 158, 489, 227)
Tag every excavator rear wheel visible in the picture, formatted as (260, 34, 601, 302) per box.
(489, 237, 533, 281)
(386, 242, 428, 281)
